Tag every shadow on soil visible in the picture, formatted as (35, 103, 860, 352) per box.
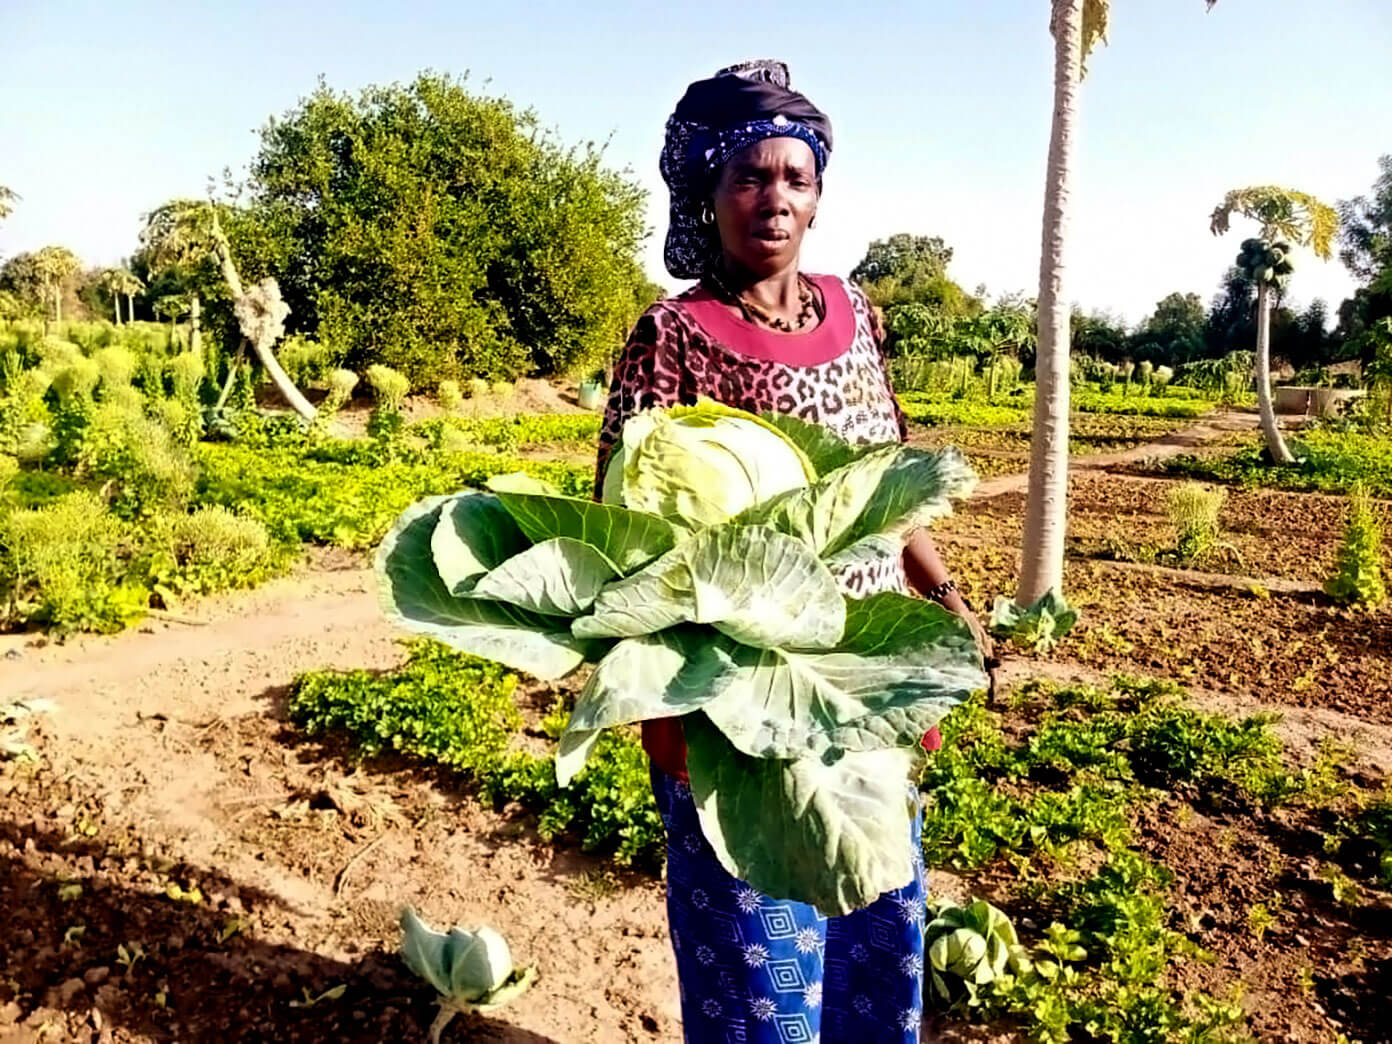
(0, 818, 559, 1043)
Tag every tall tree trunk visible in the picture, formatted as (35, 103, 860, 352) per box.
(53, 286, 62, 325)
(1254, 282, 1294, 463)
(189, 293, 202, 355)
(1017, 0, 1082, 606)
(126, 293, 134, 324)
(112, 294, 120, 325)
(208, 223, 317, 422)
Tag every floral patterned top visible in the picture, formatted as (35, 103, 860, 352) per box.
(597, 273, 917, 777)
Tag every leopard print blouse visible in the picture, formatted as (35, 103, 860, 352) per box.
(598, 274, 927, 777)
(597, 273, 910, 599)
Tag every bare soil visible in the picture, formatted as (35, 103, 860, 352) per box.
(2, 408, 1389, 1043)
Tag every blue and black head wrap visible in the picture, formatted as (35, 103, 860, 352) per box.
(660, 60, 833, 280)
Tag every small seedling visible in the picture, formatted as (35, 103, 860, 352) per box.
(290, 984, 347, 1009)
(116, 942, 145, 971)
(1247, 902, 1276, 940)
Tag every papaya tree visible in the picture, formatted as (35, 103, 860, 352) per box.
(1010, 0, 1217, 625)
(1209, 186, 1339, 464)
(141, 200, 315, 420)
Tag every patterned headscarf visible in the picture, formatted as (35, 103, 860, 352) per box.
(660, 60, 833, 280)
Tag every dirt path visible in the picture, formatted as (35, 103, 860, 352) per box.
(2, 406, 1367, 1043)
(973, 409, 1259, 497)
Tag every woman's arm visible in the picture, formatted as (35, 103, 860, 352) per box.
(902, 527, 1000, 699)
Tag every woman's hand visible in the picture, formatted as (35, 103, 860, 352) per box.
(902, 529, 1001, 701)
(940, 591, 1001, 703)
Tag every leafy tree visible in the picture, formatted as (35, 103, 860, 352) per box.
(1070, 309, 1129, 363)
(851, 233, 953, 285)
(1209, 185, 1338, 463)
(851, 233, 979, 318)
(112, 269, 143, 324)
(1133, 292, 1205, 365)
(0, 185, 17, 223)
(1339, 155, 1392, 284)
(0, 252, 44, 310)
(233, 72, 650, 386)
(1335, 157, 1392, 354)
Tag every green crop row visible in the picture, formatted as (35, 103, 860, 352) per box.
(289, 640, 663, 867)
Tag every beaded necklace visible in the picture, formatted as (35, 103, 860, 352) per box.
(706, 270, 823, 332)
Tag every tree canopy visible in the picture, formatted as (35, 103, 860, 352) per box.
(229, 72, 652, 386)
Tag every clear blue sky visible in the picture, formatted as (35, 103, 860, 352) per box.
(2, 0, 1389, 324)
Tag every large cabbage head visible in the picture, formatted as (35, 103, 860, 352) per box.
(602, 401, 815, 527)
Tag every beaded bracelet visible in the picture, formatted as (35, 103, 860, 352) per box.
(922, 578, 958, 603)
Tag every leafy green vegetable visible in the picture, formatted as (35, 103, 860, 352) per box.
(684, 712, 922, 916)
(740, 444, 976, 557)
(556, 629, 738, 787)
(573, 524, 845, 650)
(376, 494, 605, 679)
(488, 475, 677, 575)
(430, 492, 531, 596)
(376, 401, 985, 915)
(701, 593, 981, 759)
(926, 899, 1032, 1009)
(989, 589, 1080, 652)
(400, 908, 536, 1044)
(468, 537, 618, 616)
(602, 400, 816, 527)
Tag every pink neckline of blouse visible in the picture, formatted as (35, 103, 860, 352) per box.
(677, 274, 854, 367)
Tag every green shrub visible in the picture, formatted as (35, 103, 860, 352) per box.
(49, 358, 101, 465)
(0, 490, 147, 633)
(466, 377, 490, 400)
(277, 335, 337, 388)
(93, 345, 136, 390)
(167, 351, 204, 398)
(1166, 483, 1225, 563)
(1324, 483, 1386, 608)
(438, 380, 464, 414)
(77, 405, 197, 518)
(150, 506, 281, 600)
(365, 364, 410, 410)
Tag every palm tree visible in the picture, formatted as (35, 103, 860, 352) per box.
(0, 185, 18, 222)
(32, 246, 81, 327)
(111, 268, 144, 324)
(140, 199, 316, 421)
(1015, 0, 1216, 609)
(97, 268, 125, 324)
(1209, 187, 1338, 464)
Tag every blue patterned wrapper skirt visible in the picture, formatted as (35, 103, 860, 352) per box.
(651, 766, 927, 1043)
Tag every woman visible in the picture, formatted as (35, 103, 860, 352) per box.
(597, 60, 995, 1043)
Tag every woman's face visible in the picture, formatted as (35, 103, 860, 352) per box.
(711, 136, 819, 279)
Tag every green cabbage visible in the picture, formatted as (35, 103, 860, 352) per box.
(602, 400, 816, 527)
(377, 401, 985, 916)
(400, 907, 537, 1043)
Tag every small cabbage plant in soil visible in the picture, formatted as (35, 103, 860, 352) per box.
(377, 400, 986, 916)
(989, 589, 1079, 653)
(400, 907, 536, 1044)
